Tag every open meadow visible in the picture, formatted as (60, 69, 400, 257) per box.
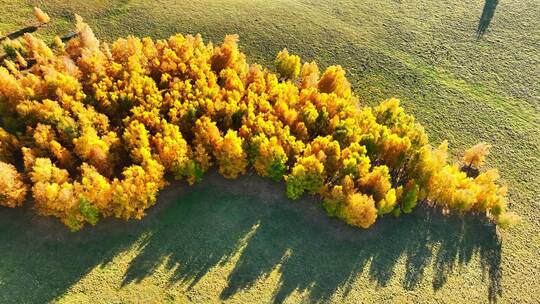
(0, 0, 538, 303)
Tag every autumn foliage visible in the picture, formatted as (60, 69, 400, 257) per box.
(0, 12, 518, 231)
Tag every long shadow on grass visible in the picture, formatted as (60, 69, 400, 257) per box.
(120, 171, 502, 303)
(0, 171, 502, 303)
(0, 203, 141, 303)
(0, 26, 39, 42)
(477, 0, 499, 38)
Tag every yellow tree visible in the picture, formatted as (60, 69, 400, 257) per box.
(110, 161, 165, 220)
(275, 48, 301, 80)
(74, 127, 114, 175)
(28, 158, 96, 231)
(398, 180, 419, 214)
(286, 155, 325, 199)
(336, 193, 378, 229)
(32, 123, 74, 169)
(359, 165, 396, 214)
(0, 12, 517, 230)
(122, 120, 151, 164)
(33, 7, 51, 24)
(339, 142, 371, 179)
(211, 34, 247, 74)
(194, 117, 222, 152)
(251, 134, 288, 181)
(463, 142, 491, 170)
(74, 163, 113, 215)
(215, 130, 247, 178)
(300, 61, 320, 89)
(0, 127, 19, 162)
(0, 162, 28, 207)
(152, 120, 189, 174)
(322, 174, 356, 216)
(317, 65, 351, 98)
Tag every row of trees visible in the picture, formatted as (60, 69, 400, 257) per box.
(0, 11, 518, 231)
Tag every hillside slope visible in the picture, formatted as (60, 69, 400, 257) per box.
(0, 0, 538, 303)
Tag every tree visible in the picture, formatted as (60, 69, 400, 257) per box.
(336, 193, 378, 229)
(377, 131, 411, 169)
(0, 67, 25, 113)
(32, 123, 74, 169)
(110, 162, 164, 220)
(152, 121, 189, 174)
(33, 7, 51, 24)
(300, 61, 319, 89)
(74, 163, 112, 213)
(194, 117, 222, 152)
(15, 51, 27, 68)
(74, 127, 113, 174)
(211, 34, 247, 74)
(0, 162, 28, 207)
(29, 157, 70, 185)
(286, 155, 325, 199)
(122, 120, 151, 164)
(339, 142, 371, 178)
(322, 174, 356, 216)
(215, 130, 247, 179)
(304, 136, 341, 176)
(463, 142, 491, 170)
(409, 140, 449, 201)
(251, 134, 288, 181)
(176, 158, 204, 185)
(28, 158, 96, 231)
(359, 165, 395, 214)
(74, 14, 99, 51)
(275, 48, 301, 80)
(399, 180, 419, 214)
(0, 127, 19, 162)
(317, 66, 351, 98)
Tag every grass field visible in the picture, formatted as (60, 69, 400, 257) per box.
(0, 0, 539, 303)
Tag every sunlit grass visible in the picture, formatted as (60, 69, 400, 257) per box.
(0, 0, 538, 302)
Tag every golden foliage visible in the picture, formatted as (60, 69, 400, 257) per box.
(318, 65, 351, 98)
(215, 130, 247, 178)
(0, 14, 516, 231)
(0, 127, 19, 162)
(463, 142, 491, 169)
(300, 61, 320, 89)
(338, 193, 378, 229)
(275, 48, 301, 80)
(0, 162, 28, 207)
(33, 7, 50, 24)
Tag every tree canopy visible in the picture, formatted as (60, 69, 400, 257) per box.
(0, 11, 518, 231)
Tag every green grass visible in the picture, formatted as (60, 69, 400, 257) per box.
(0, 0, 539, 302)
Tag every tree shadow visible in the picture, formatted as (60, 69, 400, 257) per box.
(121, 171, 503, 303)
(0, 202, 142, 302)
(0, 26, 39, 42)
(0, 171, 502, 303)
(477, 0, 499, 38)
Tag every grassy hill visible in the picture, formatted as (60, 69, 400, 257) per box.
(0, 0, 538, 303)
